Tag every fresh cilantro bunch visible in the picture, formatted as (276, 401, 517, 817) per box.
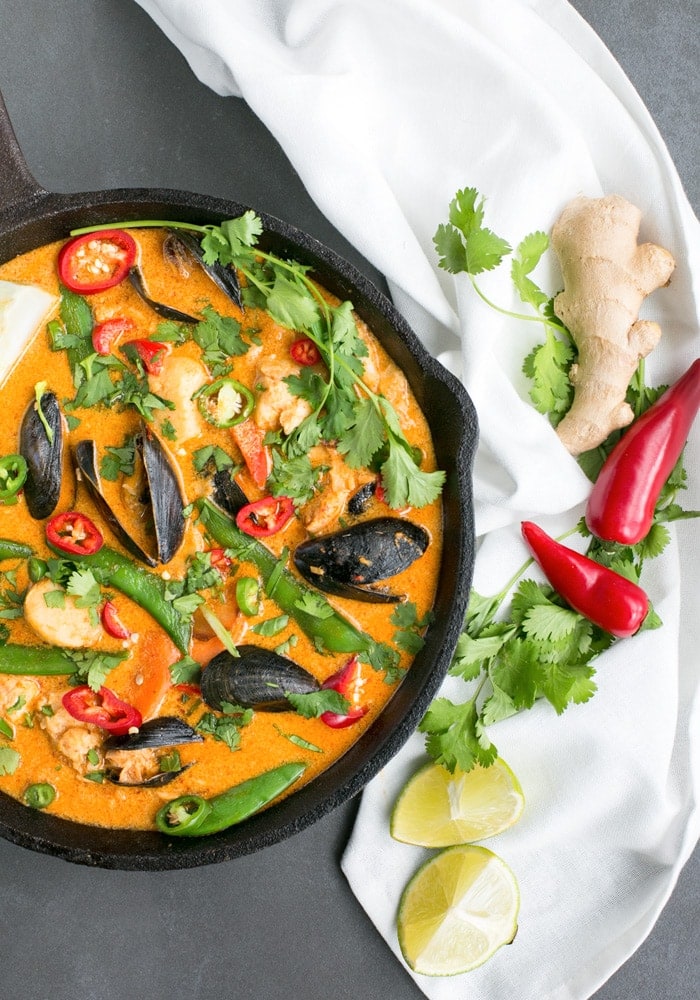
(434, 187, 575, 425)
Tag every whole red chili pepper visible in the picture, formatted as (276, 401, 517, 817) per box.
(586, 358, 700, 545)
(521, 521, 649, 639)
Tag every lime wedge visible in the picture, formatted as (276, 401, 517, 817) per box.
(397, 845, 519, 976)
(390, 758, 524, 847)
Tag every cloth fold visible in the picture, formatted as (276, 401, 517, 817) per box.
(134, 1, 700, 996)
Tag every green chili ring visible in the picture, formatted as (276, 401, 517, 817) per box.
(155, 762, 307, 837)
(235, 576, 260, 617)
(194, 378, 254, 428)
(0, 456, 28, 504)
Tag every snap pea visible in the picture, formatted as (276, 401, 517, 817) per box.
(0, 539, 33, 562)
(155, 761, 306, 837)
(49, 544, 192, 654)
(197, 499, 373, 654)
(0, 644, 76, 675)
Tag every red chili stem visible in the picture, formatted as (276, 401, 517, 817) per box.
(586, 358, 700, 545)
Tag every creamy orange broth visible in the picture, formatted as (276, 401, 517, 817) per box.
(0, 228, 442, 831)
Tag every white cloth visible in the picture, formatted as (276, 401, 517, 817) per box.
(134, 1, 700, 996)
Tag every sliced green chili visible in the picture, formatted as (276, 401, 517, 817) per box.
(197, 499, 372, 654)
(155, 761, 306, 837)
(0, 455, 28, 504)
(27, 557, 48, 582)
(235, 576, 260, 617)
(0, 539, 33, 562)
(24, 783, 56, 809)
(195, 377, 254, 428)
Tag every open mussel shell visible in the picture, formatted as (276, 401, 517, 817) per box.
(293, 516, 429, 603)
(74, 426, 186, 566)
(201, 645, 320, 712)
(128, 265, 199, 323)
(166, 228, 243, 310)
(212, 469, 250, 517)
(19, 390, 64, 519)
(103, 717, 202, 787)
(104, 717, 204, 751)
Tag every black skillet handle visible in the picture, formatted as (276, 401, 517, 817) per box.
(0, 90, 46, 211)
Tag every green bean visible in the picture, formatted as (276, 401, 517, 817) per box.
(0, 539, 32, 562)
(155, 762, 306, 836)
(0, 644, 75, 675)
(197, 499, 373, 655)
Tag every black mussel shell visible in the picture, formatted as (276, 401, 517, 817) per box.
(212, 469, 250, 517)
(128, 265, 199, 323)
(201, 645, 320, 712)
(347, 480, 377, 515)
(104, 717, 203, 751)
(166, 229, 243, 311)
(104, 717, 202, 787)
(293, 516, 430, 603)
(74, 427, 186, 566)
(19, 390, 64, 520)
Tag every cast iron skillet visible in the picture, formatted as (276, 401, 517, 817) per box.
(0, 92, 478, 870)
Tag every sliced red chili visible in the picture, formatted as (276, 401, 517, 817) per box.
(321, 656, 369, 729)
(92, 317, 135, 355)
(231, 420, 272, 489)
(122, 338, 172, 376)
(101, 600, 132, 640)
(62, 685, 142, 735)
(57, 230, 137, 294)
(208, 548, 233, 576)
(290, 337, 321, 366)
(236, 496, 294, 538)
(46, 511, 103, 556)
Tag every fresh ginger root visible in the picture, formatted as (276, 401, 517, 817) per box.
(551, 194, 675, 455)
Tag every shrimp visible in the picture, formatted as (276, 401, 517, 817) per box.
(40, 695, 104, 776)
(24, 578, 103, 649)
(0, 676, 40, 716)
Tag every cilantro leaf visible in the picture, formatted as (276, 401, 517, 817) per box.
(419, 697, 498, 773)
(286, 689, 349, 719)
(511, 231, 551, 312)
(434, 188, 511, 275)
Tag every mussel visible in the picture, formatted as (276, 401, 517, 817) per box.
(347, 480, 378, 515)
(74, 425, 186, 566)
(164, 229, 243, 311)
(201, 645, 320, 712)
(19, 389, 64, 519)
(128, 265, 199, 324)
(212, 468, 250, 517)
(293, 516, 430, 603)
(104, 716, 203, 787)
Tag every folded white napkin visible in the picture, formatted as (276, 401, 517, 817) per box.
(135, 1, 700, 996)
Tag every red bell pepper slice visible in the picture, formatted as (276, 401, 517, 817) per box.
(290, 337, 321, 366)
(122, 338, 172, 376)
(57, 230, 137, 294)
(231, 420, 272, 489)
(92, 317, 135, 355)
(46, 511, 103, 556)
(321, 655, 369, 729)
(100, 600, 132, 640)
(236, 496, 295, 537)
(62, 685, 142, 735)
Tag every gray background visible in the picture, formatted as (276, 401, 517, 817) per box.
(0, 1, 697, 998)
